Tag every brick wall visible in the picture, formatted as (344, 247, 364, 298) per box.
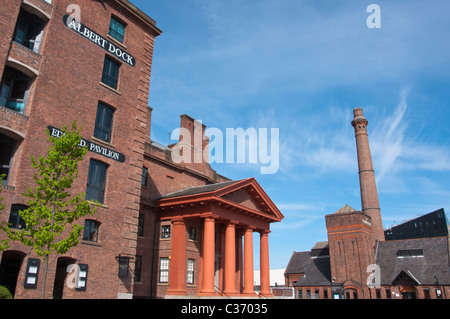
(0, 0, 161, 299)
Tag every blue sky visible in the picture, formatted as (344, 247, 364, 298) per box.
(131, 0, 450, 270)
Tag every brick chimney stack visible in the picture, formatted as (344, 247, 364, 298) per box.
(351, 108, 385, 242)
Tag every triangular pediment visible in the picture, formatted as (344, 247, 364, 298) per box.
(214, 178, 284, 222)
(222, 189, 263, 213)
(155, 177, 284, 223)
(391, 270, 421, 286)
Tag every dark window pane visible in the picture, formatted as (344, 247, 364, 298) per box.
(8, 204, 27, 229)
(0, 67, 31, 114)
(94, 103, 114, 142)
(83, 220, 99, 242)
(109, 17, 125, 43)
(86, 160, 107, 203)
(101, 57, 120, 89)
(0, 134, 16, 183)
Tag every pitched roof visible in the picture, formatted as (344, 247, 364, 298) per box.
(155, 178, 284, 223)
(334, 204, 358, 214)
(285, 237, 450, 287)
(376, 237, 450, 285)
(157, 179, 242, 199)
(285, 251, 331, 286)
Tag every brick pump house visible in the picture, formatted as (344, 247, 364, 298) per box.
(0, 0, 284, 299)
(285, 108, 450, 299)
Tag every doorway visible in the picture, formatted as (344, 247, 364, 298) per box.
(402, 291, 417, 299)
(52, 257, 76, 299)
(0, 250, 25, 297)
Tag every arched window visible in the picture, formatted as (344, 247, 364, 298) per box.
(0, 66, 32, 114)
(0, 134, 17, 183)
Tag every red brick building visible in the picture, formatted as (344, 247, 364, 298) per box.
(285, 109, 450, 299)
(0, 0, 283, 299)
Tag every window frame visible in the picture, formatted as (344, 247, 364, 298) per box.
(0, 134, 17, 184)
(187, 259, 195, 284)
(101, 56, 120, 90)
(94, 102, 114, 143)
(13, 9, 46, 54)
(134, 255, 142, 283)
(82, 219, 100, 242)
(159, 257, 169, 283)
(188, 226, 196, 241)
(108, 16, 126, 43)
(0, 66, 32, 114)
(141, 167, 148, 186)
(137, 213, 144, 237)
(8, 204, 28, 230)
(161, 225, 171, 239)
(86, 159, 108, 204)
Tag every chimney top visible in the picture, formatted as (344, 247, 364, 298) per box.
(351, 107, 368, 127)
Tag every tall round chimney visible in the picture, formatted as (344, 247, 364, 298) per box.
(351, 108, 385, 242)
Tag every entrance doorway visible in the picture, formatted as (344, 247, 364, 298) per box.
(402, 291, 417, 299)
(0, 250, 25, 297)
(52, 257, 76, 299)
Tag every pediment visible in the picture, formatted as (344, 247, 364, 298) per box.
(222, 189, 263, 213)
(155, 177, 284, 223)
(214, 178, 284, 222)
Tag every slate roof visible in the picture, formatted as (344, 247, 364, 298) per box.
(156, 179, 241, 200)
(285, 251, 331, 286)
(376, 237, 450, 285)
(286, 236, 450, 287)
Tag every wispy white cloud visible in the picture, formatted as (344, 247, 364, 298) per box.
(371, 86, 411, 183)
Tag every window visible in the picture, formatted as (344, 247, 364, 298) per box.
(141, 167, 148, 186)
(423, 288, 431, 299)
(109, 17, 126, 43)
(297, 290, 303, 299)
(386, 288, 392, 299)
(161, 225, 171, 239)
(134, 255, 142, 282)
(8, 204, 27, 229)
(13, 9, 45, 53)
(188, 226, 196, 241)
(94, 102, 114, 143)
(376, 289, 381, 299)
(306, 289, 311, 299)
(82, 219, 100, 242)
(101, 56, 120, 89)
(86, 159, 108, 204)
(159, 258, 169, 283)
(314, 289, 320, 299)
(396, 249, 424, 258)
(323, 289, 328, 299)
(0, 134, 17, 183)
(187, 259, 195, 284)
(137, 214, 144, 237)
(0, 66, 31, 114)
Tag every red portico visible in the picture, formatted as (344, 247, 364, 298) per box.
(154, 178, 284, 298)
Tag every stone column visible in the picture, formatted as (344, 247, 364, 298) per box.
(224, 222, 237, 294)
(199, 216, 216, 295)
(243, 227, 255, 295)
(259, 230, 272, 297)
(236, 230, 243, 293)
(166, 217, 187, 295)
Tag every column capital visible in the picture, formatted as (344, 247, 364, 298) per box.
(202, 214, 218, 222)
(243, 226, 255, 233)
(259, 229, 271, 236)
(226, 220, 238, 227)
(171, 217, 186, 225)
